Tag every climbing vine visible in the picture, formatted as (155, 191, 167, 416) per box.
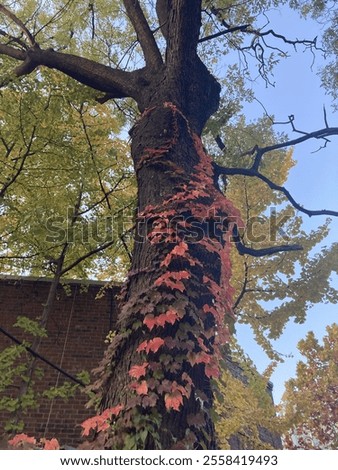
(82, 103, 243, 449)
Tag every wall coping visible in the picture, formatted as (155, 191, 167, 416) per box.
(0, 274, 120, 288)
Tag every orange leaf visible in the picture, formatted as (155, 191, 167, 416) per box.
(144, 309, 179, 330)
(136, 337, 164, 354)
(195, 351, 212, 365)
(129, 362, 149, 379)
(8, 433, 36, 447)
(154, 270, 190, 292)
(171, 241, 188, 256)
(143, 314, 157, 331)
(131, 380, 148, 395)
(165, 390, 183, 411)
(81, 405, 123, 436)
(148, 337, 165, 353)
(81, 416, 99, 437)
(41, 438, 60, 450)
(162, 308, 179, 325)
(136, 340, 148, 353)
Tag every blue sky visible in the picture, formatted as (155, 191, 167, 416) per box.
(235, 6, 338, 403)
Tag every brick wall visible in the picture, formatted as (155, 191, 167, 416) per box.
(0, 276, 282, 449)
(0, 276, 120, 446)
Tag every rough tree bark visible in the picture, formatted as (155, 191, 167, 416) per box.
(91, 1, 235, 449)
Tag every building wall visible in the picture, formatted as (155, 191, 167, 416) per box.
(0, 276, 281, 449)
(0, 277, 119, 446)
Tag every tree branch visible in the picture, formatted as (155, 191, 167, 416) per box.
(0, 126, 36, 198)
(0, 6, 145, 99)
(232, 225, 303, 257)
(0, 43, 146, 99)
(233, 260, 249, 310)
(214, 120, 338, 217)
(236, 240, 303, 257)
(214, 163, 338, 218)
(0, 326, 86, 387)
(123, 0, 163, 69)
(0, 4, 36, 47)
(29, 47, 142, 97)
(60, 239, 115, 276)
(252, 124, 338, 170)
(199, 24, 250, 43)
(0, 43, 25, 60)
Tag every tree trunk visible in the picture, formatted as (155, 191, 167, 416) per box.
(91, 57, 242, 449)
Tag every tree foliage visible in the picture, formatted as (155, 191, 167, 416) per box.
(0, 71, 136, 280)
(280, 323, 338, 449)
(215, 343, 282, 449)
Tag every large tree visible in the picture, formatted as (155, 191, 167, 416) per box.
(1, 1, 338, 449)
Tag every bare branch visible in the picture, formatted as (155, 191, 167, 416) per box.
(0, 126, 36, 198)
(77, 103, 112, 210)
(199, 24, 250, 43)
(236, 240, 303, 257)
(215, 120, 338, 216)
(123, 0, 163, 69)
(323, 106, 329, 128)
(0, 4, 36, 46)
(0, 28, 28, 49)
(233, 260, 249, 310)
(60, 239, 115, 276)
(249, 28, 323, 52)
(120, 231, 133, 262)
(0, 43, 25, 60)
(232, 225, 303, 257)
(251, 123, 338, 170)
(214, 164, 338, 218)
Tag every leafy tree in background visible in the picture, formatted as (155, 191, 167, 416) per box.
(281, 324, 338, 449)
(0, 1, 338, 449)
(0, 71, 135, 426)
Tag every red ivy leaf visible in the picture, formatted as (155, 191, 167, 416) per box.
(144, 309, 179, 331)
(154, 270, 190, 292)
(136, 338, 165, 354)
(143, 314, 157, 331)
(8, 434, 36, 447)
(165, 390, 183, 411)
(128, 362, 149, 379)
(81, 416, 100, 437)
(202, 304, 219, 317)
(187, 351, 211, 366)
(162, 308, 180, 325)
(81, 405, 124, 436)
(41, 438, 60, 450)
(171, 241, 188, 256)
(148, 337, 165, 353)
(136, 340, 148, 353)
(182, 372, 193, 386)
(131, 380, 148, 395)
